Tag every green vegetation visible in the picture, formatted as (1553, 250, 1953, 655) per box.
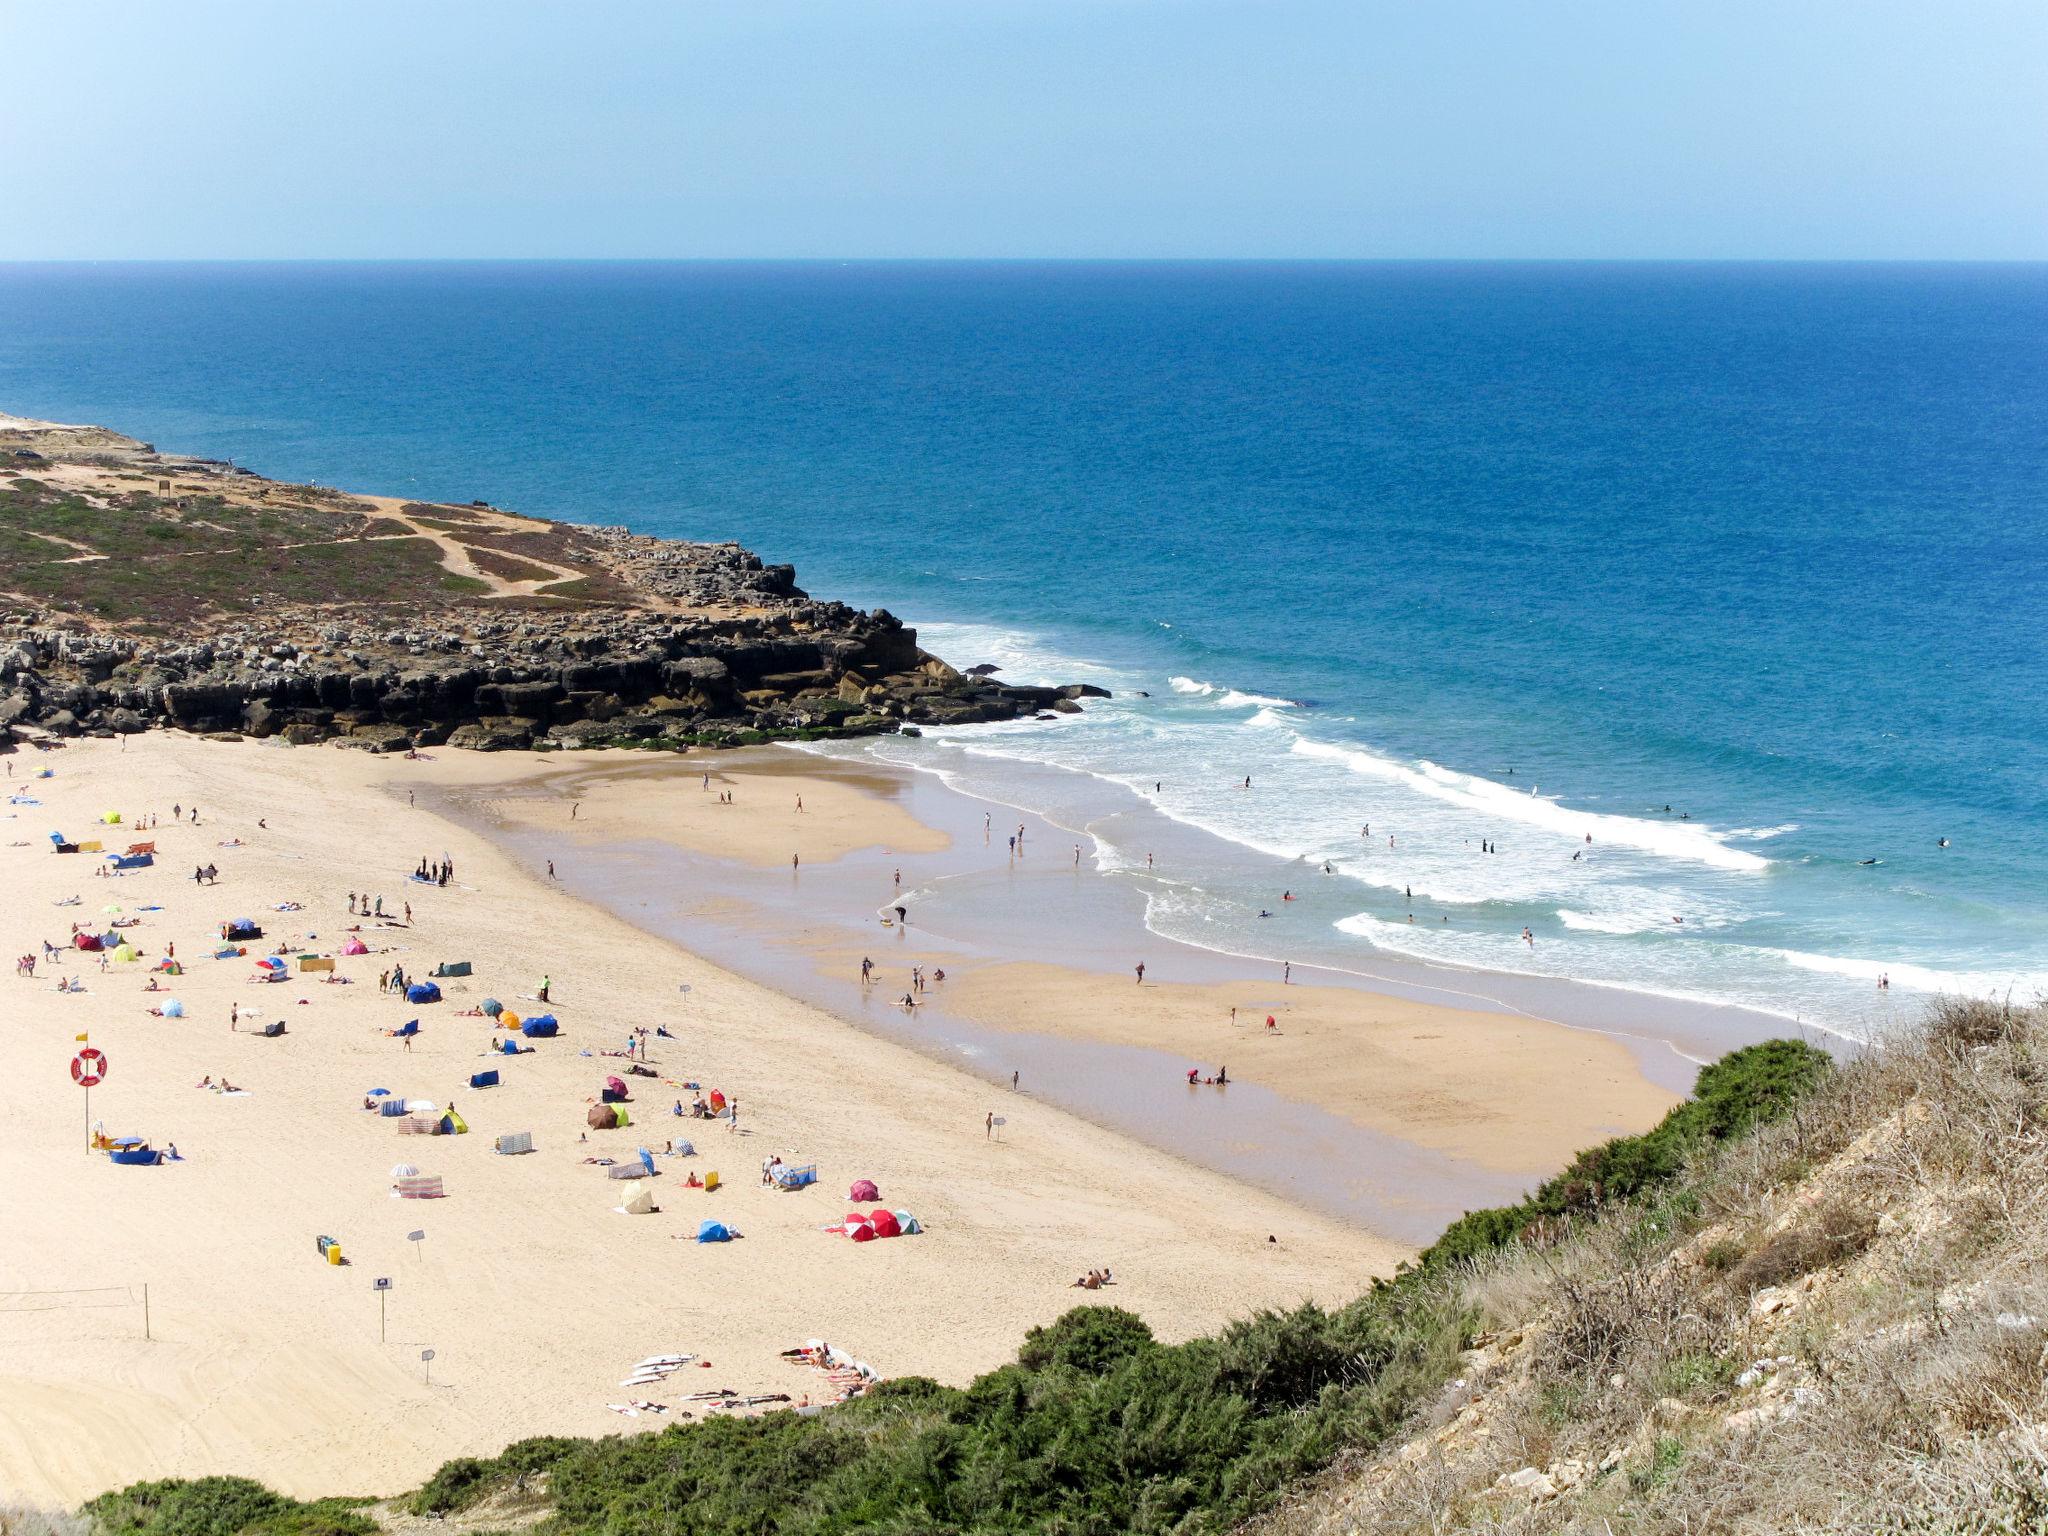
(84, 1041, 1831, 1536)
(0, 480, 491, 622)
(1413, 1039, 1830, 1273)
(83, 1478, 373, 1536)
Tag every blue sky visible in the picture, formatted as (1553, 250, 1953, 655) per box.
(3, 0, 2043, 259)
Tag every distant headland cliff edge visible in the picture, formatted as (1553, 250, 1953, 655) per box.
(0, 412, 1100, 752)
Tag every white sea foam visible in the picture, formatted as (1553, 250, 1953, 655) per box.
(1289, 738, 1771, 872)
(1558, 908, 1666, 935)
(1757, 947, 2048, 1001)
(1168, 675, 1293, 710)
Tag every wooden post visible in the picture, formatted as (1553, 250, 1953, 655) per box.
(143, 1282, 151, 1341)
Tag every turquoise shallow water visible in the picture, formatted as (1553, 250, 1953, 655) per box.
(2, 260, 2043, 1034)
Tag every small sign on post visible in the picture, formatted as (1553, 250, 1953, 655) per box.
(407, 1229, 425, 1257)
(373, 1276, 393, 1341)
(421, 1347, 436, 1385)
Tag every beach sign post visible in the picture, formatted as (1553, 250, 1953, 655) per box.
(421, 1347, 435, 1385)
(407, 1228, 425, 1259)
(71, 1045, 108, 1151)
(373, 1276, 393, 1341)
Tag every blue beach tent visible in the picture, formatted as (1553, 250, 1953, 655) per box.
(469, 1069, 500, 1089)
(406, 981, 442, 1004)
(695, 1221, 732, 1243)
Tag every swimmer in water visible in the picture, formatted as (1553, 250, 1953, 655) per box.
(1938, 837, 1950, 848)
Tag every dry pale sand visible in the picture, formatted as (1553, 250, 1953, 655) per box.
(0, 734, 1395, 1509)
(939, 964, 1680, 1176)
(474, 755, 949, 868)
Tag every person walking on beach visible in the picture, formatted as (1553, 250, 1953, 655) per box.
(795, 795, 803, 813)
(1283, 961, 1291, 984)
(1011, 1070, 1019, 1091)
(547, 860, 556, 880)
(985, 1111, 994, 1139)
(538, 974, 551, 1004)
(860, 956, 873, 984)
(792, 853, 800, 870)
(1134, 961, 1146, 984)
(1522, 927, 1534, 946)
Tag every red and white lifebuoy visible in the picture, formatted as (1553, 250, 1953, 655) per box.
(71, 1048, 108, 1087)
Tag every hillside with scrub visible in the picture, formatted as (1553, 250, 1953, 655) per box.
(69, 999, 2048, 1535)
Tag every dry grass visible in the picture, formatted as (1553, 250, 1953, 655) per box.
(1251, 997, 2048, 1536)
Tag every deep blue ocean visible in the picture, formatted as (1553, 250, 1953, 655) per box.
(3, 261, 2043, 1034)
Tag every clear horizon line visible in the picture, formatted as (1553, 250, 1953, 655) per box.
(2, 254, 2045, 267)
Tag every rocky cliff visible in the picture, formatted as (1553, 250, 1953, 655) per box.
(0, 414, 1101, 751)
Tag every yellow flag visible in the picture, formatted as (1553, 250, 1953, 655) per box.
(74, 1032, 89, 1042)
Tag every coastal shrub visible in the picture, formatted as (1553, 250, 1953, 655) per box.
(1017, 1305, 1156, 1373)
(1727, 1198, 1879, 1293)
(407, 1456, 493, 1515)
(81, 1478, 373, 1536)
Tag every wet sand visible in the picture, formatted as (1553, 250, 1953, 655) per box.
(437, 746, 1740, 1239)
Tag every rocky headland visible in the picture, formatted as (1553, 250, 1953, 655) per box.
(0, 413, 1102, 752)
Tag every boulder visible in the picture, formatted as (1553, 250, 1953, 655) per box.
(447, 717, 535, 752)
(346, 723, 415, 753)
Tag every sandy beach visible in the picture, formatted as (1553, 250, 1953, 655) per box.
(451, 749, 1684, 1194)
(0, 734, 1399, 1507)
(937, 962, 1676, 1176)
